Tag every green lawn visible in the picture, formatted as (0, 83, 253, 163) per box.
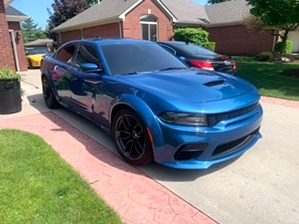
(234, 57, 299, 101)
(0, 129, 123, 224)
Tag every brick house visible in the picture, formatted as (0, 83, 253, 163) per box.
(0, 0, 28, 72)
(52, 0, 275, 55)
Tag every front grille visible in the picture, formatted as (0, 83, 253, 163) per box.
(212, 128, 259, 158)
(207, 102, 259, 126)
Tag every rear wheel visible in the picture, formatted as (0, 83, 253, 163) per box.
(42, 76, 60, 109)
(112, 109, 153, 166)
(28, 60, 33, 69)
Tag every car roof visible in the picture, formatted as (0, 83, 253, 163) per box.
(65, 38, 154, 46)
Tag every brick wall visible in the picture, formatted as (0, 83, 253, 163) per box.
(123, 0, 173, 40)
(83, 23, 120, 39)
(8, 22, 27, 71)
(60, 30, 81, 45)
(206, 25, 274, 55)
(0, 1, 15, 71)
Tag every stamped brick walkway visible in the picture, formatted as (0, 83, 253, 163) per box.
(0, 112, 216, 224)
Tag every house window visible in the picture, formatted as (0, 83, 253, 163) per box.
(140, 15, 157, 41)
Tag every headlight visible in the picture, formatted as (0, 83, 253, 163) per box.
(159, 112, 208, 126)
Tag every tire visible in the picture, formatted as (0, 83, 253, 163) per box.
(28, 60, 33, 69)
(42, 76, 60, 109)
(112, 109, 153, 166)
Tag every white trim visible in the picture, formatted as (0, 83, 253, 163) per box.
(6, 15, 29, 22)
(4, 0, 14, 6)
(203, 21, 242, 28)
(53, 17, 121, 33)
(155, 0, 177, 23)
(119, 0, 143, 21)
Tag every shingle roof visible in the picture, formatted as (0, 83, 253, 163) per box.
(53, 0, 140, 32)
(52, 0, 251, 32)
(205, 0, 250, 25)
(24, 39, 53, 47)
(161, 0, 208, 25)
(5, 5, 27, 17)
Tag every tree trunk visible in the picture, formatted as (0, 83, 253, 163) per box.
(280, 30, 289, 54)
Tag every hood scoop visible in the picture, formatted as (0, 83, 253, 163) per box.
(204, 79, 225, 87)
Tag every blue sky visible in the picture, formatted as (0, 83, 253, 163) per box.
(11, 0, 208, 29)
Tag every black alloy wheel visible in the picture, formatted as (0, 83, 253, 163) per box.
(112, 109, 153, 166)
(42, 76, 60, 109)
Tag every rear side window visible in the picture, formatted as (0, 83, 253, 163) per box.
(176, 43, 215, 56)
(160, 44, 176, 55)
(55, 45, 76, 63)
(74, 44, 101, 68)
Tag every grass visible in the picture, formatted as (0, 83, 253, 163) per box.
(234, 57, 299, 101)
(0, 129, 123, 224)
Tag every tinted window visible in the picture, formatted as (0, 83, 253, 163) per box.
(100, 42, 186, 75)
(25, 48, 50, 55)
(55, 45, 76, 64)
(159, 45, 176, 55)
(74, 44, 101, 68)
(173, 43, 215, 56)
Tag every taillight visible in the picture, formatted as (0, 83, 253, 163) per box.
(189, 60, 214, 70)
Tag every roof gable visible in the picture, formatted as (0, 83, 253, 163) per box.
(161, 0, 208, 25)
(53, 0, 141, 32)
(6, 5, 29, 22)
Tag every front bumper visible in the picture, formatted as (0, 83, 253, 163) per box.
(153, 104, 263, 169)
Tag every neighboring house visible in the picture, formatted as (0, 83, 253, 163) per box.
(52, 0, 275, 55)
(24, 39, 54, 52)
(0, 0, 28, 71)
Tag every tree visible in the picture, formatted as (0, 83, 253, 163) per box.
(207, 0, 230, 4)
(47, 0, 92, 40)
(21, 18, 46, 43)
(246, 0, 299, 54)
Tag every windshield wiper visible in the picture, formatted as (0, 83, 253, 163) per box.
(158, 67, 186, 71)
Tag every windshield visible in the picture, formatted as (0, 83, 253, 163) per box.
(173, 42, 216, 56)
(100, 42, 187, 75)
(25, 48, 51, 55)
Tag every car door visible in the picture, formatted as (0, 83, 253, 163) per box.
(51, 43, 78, 105)
(67, 44, 109, 127)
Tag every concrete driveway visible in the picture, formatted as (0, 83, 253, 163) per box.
(5, 69, 299, 224)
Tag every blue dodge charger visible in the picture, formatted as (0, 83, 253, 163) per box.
(41, 38, 263, 169)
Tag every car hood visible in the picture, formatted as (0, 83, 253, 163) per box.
(119, 69, 251, 103)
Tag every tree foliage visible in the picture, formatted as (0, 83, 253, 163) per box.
(207, 0, 230, 4)
(246, 0, 299, 54)
(47, 0, 93, 40)
(21, 18, 46, 43)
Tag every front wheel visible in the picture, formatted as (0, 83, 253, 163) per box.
(112, 109, 153, 166)
(42, 76, 60, 109)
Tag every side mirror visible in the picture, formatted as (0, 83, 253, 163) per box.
(80, 63, 101, 73)
(179, 56, 186, 62)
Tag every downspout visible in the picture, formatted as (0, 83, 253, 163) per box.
(119, 21, 123, 38)
(9, 29, 20, 72)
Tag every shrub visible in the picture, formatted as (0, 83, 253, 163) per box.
(173, 28, 210, 48)
(254, 52, 273, 61)
(206, 42, 216, 51)
(274, 40, 293, 54)
(0, 67, 21, 81)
